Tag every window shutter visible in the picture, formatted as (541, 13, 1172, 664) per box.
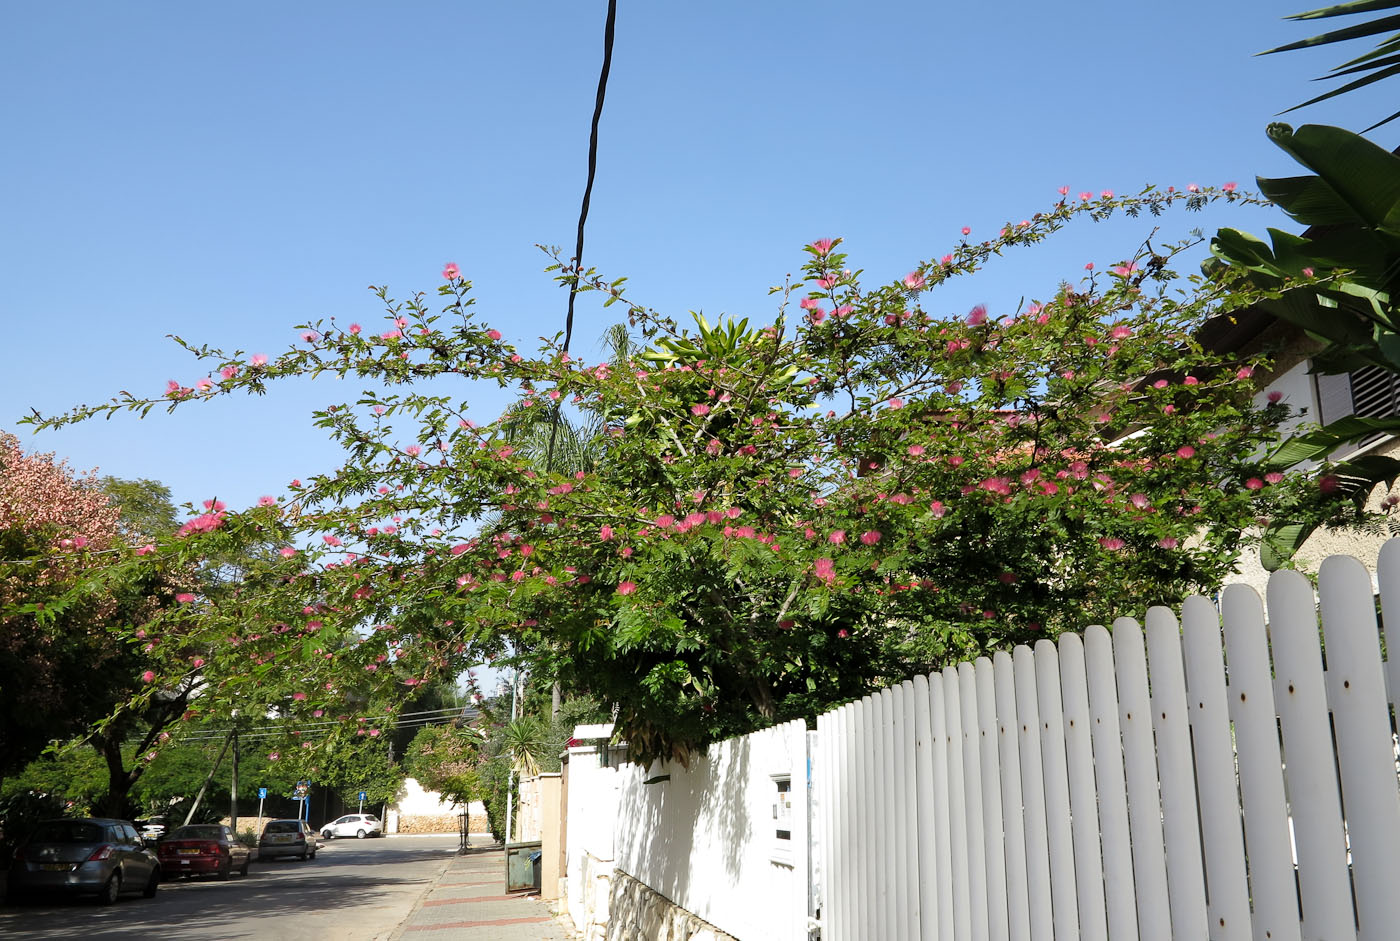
(1316, 371, 1354, 425)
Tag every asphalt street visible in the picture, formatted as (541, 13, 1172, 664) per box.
(0, 833, 462, 940)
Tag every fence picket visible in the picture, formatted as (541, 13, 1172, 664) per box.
(857, 695, 877, 941)
(929, 672, 955, 941)
(1378, 540, 1400, 709)
(1033, 640, 1080, 940)
(993, 651, 1033, 941)
(1144, 607, 1210, 939)
(944, 666, 974, 941)
(958, 663, 991, 941)
(1113, 617, 1172, 941)
(976, 658, 1010, 941)
(1083, 625, 1139, 941)
(1220, 586, 1301, 941)
(1013, 645, 1055, 941)
(873, 690, 892, 940)
(1058, 633, 1108, 940)
(1317, 556, 1400, 940)
(1267, 570, 1356, 941)
(1179, 595, 1252, 941)
(891, 683, 916, 941)
(912, 675, 940, 941)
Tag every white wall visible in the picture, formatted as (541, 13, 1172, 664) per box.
(613, 720, 810, 941)
(564, 742, 624, 933)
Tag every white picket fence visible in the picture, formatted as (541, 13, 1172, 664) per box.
(815, 548, 1400, 941)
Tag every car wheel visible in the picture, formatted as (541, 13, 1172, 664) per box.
(98, 873, 121, 905)
(322, 830, 334, 840)
(142, 869, 159, 899)
(217, 859, 232, 881)
(239, 857, 250, 877)
(356, 829, 367, 839)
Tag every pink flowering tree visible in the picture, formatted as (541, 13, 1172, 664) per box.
(0, 435, 199, 811)
(23, 186, 1336, 764)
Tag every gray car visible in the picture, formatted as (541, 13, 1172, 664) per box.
(7, 818, 160, 904)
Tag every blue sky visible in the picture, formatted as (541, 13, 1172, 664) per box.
(3, 1, 1395, 516)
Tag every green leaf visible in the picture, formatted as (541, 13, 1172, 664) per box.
(1261, 522, 1314, 571)
(1264, 124, 1400, 228)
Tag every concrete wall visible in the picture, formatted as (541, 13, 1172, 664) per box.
(389, 777, 489, 834)
(612, 720, 810, 941)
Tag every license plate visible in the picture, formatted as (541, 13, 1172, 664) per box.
(40, 863, 69, 872)
(178, 848, 200, 855)
(270, 835, 289, 843)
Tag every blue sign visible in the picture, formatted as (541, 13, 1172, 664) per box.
(358, 791, 367, 801)
(258, 787, 267, 799)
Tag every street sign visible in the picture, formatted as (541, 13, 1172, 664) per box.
(258, 787, 267, 799)
(358, 791, 367, 801)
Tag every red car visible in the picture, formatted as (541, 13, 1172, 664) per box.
(156, 825, 251, 879)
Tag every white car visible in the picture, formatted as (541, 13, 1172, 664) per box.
(319, 813, 383, 839)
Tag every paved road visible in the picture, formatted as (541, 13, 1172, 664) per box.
(0, 834, 463, 940)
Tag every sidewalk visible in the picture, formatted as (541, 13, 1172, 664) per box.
(392, 843, 577, 940)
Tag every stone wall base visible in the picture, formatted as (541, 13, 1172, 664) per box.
(395, 812, 490, 834)
(606, 870, 738, 941)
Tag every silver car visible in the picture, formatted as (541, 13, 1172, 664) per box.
(7, 818, 160, 904)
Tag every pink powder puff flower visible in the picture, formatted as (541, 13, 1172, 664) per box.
(1267, 390, 1283, 403)
(487, 329, 502, 341)
(887, 397, 905, 410)
(908, 445, 925, 457)
(859, 530, 882, 545)
(1245, 478, 1264, 490)
(1101, 190, 1113, 199)
(258, 495, 277, 506)
(1265, 472, 1284, 484)
(903, 272, 926, 290)
(405, 445, 421, 457)
(279, 547, 296, 558)
(1236, 367, 1254, 380)
(1058, 185, 1069, 196)
(691, 404, 710, 416)
(323, 535, 342, 547)
(1156, 537, 1180, 549)
(616, 581, 637, 596)
(1187, 183, 1200, 193)
(136, 544, 156, 556)
(349, 323, 361, 334)
(811, 238, 835, 256)
(966, 304, 987, 326)
(141, 670, 156, 683)
(930, 500, 947, 518)
(1222, 181, 1237, 192)
(292, 692, 307, 701)
(1176, 446, 1196, 459)
(220, 365, 239, 380)
(251, 353, 269, 366)
(1099, 537, 1126, 551)
(443, 262, 460, 279)
(176, 593, 195, 603)
(268, 752, 280, 761)
(301, 331, 319, 343)
(1079, 192, 1092, 201)
(195, 377, 213, 392)
(828, 530, 846, 544)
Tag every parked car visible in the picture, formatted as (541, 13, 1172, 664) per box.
(6, 818, 160, 904)
(134, 818, 167, 845)
(319, 813, 383, 840)
(156, 824, 250, 879)
(257, 820, 317, 860)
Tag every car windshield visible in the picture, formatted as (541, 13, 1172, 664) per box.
(170, 826, 223, 840)
(264, 821, 301, 833)
(30, 822, 103, 844)
(364, 815, 379, 822)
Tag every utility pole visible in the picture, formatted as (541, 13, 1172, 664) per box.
(229, 728, 240, 832)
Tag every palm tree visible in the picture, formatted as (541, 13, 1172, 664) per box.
(1264, 0, 1400, 129)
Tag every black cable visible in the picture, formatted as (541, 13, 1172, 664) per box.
(546, 0, 617, 472)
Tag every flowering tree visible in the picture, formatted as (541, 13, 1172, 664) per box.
(22, 187, 1321, 764)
